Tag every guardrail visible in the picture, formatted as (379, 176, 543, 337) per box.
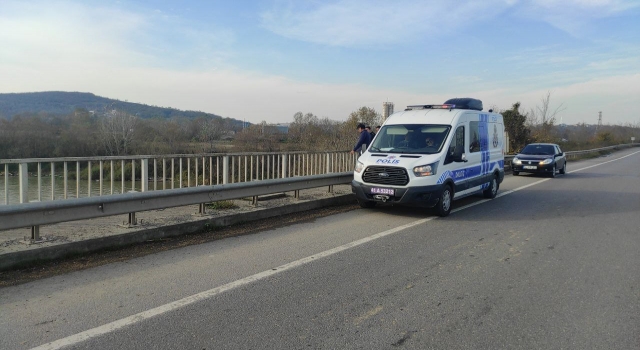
(2, 143, 637, 241)
(0, 172, 353, 235)
(1, 151, 357, 206)
(504, 143, 639, 170)
(4, 144, 634, 206)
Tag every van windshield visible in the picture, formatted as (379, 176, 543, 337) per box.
(369, 124, 451, 154)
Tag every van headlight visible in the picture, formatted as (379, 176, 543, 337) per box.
(413, 162, 438, 177)
(540, 158, 553, 165)
(355, 161, 365, 173)
(512, 157, 522, 165)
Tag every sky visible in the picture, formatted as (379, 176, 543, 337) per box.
(1, 0, 639, 125)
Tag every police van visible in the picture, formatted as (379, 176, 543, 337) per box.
(351, 98, 505, 217)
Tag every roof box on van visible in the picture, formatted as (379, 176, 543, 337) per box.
(443, 98, 483, 111)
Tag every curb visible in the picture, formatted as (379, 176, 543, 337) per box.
(0, 194, 357, 271)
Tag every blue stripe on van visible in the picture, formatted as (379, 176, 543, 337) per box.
(479, 114, 490, 177)
(436, 114, 503, 185)
(436, 161, 502, 184)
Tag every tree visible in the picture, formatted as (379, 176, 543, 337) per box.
(198, 117, 229, 152)
(288, 112, 321, 146)
(55, 109, 100, 157)
(595, 131, 614, 143)
(233, 121, 283, 152)
(99, 110, 138, 155)
(317, 117, 347, 150)
(152, 118, 189, 154)
(336, 106, 383, 151)
(345, 106, 382, 131)
(501, 102, 531, 152)
(528, 91, 565, 143)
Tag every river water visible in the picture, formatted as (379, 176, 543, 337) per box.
(2, 176, 180, 205)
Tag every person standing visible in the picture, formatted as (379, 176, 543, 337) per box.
(366, 126, 375, 138)
(351, 123, 372, 154)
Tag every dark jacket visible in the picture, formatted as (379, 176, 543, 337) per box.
(353, 131, 372, 152)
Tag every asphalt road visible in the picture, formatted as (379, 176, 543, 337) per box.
(1, 149, 639, 350)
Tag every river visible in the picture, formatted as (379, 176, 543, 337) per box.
(2, 176, 180, 205)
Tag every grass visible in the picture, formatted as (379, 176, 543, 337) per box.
(206, 200, 238, 210)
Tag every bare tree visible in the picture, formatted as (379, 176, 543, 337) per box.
(99, 110, 138, 155)
(198, 118, 228, 152)
(288, 112, 320, 146)
(528, 91, 565, 142)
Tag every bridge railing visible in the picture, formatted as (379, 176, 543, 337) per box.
(1, 143, 638, 241)
(3, 143, 638, 206)
(1, 151, 357, 206)
(0, 172, 353, 233)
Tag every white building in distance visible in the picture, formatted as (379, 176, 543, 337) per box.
(382, 102, 394, 120)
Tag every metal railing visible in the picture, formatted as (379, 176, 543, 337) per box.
(503, 143, 639, 170)
(1, 143, 638, 242)
(0, 172, 353, 233)
(3, 143, 637, 206)
(1, 151, 357, 206)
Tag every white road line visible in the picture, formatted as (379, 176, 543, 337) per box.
(567, 150, 640, 174)
(30, 150, 640, 350)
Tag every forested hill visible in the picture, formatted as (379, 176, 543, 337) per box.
(0, 91, 238, 123)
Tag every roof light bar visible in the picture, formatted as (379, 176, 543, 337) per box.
(405, 104, 456, 111)
(405, 98, 483, 111)
(432, 104, 455, 110)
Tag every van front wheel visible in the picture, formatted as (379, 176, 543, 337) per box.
(434, 185, 453, 217)
(483, 175, 499, 199)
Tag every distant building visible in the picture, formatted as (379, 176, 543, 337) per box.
(383, 102, 394, 120)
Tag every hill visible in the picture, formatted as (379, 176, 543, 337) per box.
(0, 91, 242, 124)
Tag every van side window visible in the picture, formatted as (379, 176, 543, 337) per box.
(469, 121, 480, 153)
(446, 126, 465, 164)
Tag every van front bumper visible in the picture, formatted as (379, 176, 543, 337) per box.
(351, 180, 443, 208)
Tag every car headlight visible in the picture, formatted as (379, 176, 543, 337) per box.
(354, 161, 365, 173)
(413, 162, 438, 177)
(512, 157, 522, 165)
(540, 158, 553, 165)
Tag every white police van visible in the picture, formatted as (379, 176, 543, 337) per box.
(351, 98, 505, 217)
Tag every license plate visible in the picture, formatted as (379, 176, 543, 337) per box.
(371, 187, 394, 195)
(523, 165, 537, 169)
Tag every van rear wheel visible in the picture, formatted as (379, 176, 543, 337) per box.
(434, 185, 453, 217)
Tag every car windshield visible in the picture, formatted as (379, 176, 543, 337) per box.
(520, 144, 555, 155)
(369, 124, 451, 155)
